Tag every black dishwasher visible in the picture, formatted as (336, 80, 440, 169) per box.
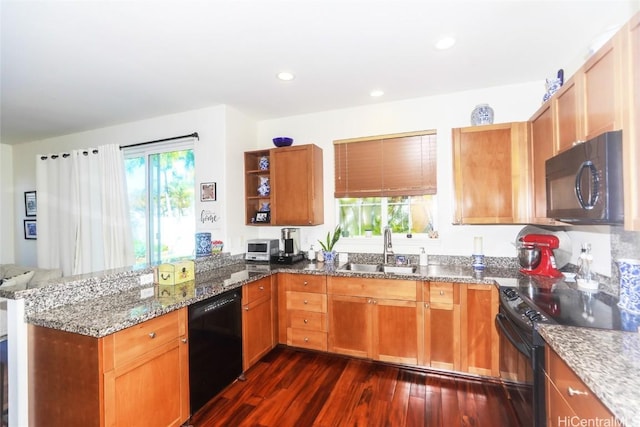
(188, 289, 243, 415)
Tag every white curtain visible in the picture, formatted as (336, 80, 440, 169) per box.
(36, 144, 134, 276)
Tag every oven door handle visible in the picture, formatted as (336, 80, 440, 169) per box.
(495, 312, 533, 358)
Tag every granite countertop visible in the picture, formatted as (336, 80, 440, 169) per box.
(25, 260, 514, 338)
(538, 324, 640, 427)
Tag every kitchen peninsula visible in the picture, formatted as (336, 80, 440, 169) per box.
(2, 254, 635, 426)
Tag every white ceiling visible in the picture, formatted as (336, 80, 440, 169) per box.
(1, 0, 639, 145)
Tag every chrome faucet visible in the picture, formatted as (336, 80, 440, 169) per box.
(383, 226, 394, 264)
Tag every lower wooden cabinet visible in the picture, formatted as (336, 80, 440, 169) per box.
(278, 273, 328, 351)
(460, 284, 499, 376)
(545, 346, 615, 425)
(29, 308, 189, 427)
(327, 277, 421, 365)
(242, 276, 276, 371)
(423, 282, 461, 371)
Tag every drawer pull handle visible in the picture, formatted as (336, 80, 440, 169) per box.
(303, 281, 308, 286)
(439, 290, 445, 296)
(259, 286, 264, 290)
(181, 338, 188, 344)
(304, 337, 309, 342)
(304, 300, 308, 304)
(304, 319, 309, 324)
(244, 306, 249, 311)
(373, 300, 377, 305)
(567, 387, 588, 397)
(149, 332, 156, 339)
(367, 299, 373, 304)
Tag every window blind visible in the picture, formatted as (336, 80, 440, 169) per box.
(334, 131, 437, 198)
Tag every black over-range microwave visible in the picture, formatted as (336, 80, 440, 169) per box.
(545, 130, 623, 224)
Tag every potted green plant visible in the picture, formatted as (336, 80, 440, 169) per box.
(318, 225, 342, 264)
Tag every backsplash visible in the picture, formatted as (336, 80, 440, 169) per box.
(609, 226, 640, 297)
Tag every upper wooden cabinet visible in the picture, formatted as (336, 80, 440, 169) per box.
(452, 122, 530, 224)
(528, 11, 640, 230)
(244, 144, 324, 226)
(622, 13, 640, 230)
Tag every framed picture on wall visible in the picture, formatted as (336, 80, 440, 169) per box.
(24, 219, 37, 239)
(200, 182, 216, 201)
(25, 191, 37, 216)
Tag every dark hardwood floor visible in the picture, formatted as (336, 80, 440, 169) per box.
(187, 346, 531, 427)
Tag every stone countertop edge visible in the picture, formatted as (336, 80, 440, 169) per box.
(24, 261, 515, 339)
(538, 324, 640, 427)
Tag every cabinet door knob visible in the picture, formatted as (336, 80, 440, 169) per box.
(148, 332, 156, 339)
(303, 281, 308, 286)
(425, 303, 430, 308)
(244, 306, 249, 311)
(367, 299, 373, 304)
(259, 286, 264, 290)
(373, 300, 377, 305)
(304, 337, 309, 342)
(181, 338, 188, 344)
(439, 290, 445, 296)
(303, 300, 308, 304)
(567, 387, 588, 397)
(303, 319, 309, 324)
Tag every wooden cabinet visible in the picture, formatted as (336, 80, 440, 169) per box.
(460, 284, 499, 377)
(452, 122, 530, 224)
(623, 13, 640, 230)
(29, 309, 189, 427)
(278, 273, 328, 351)
(244, 144, 324, 226)
(545, 346, 615, 425)
(529, 104, 556, 224)
(327, 276, 421, 365)
(242, 276, 275, 371)
(555, 76, 580, 153)
(581, 33, 624, 140)
(423, 281, 460, 371)
(244, 149, 272, 225)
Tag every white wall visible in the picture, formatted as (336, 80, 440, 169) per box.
(7, 81, 614, 275)
(10, 105, 258, 267)
(1, 144, 15, 263)
(256, 81, 613, 274)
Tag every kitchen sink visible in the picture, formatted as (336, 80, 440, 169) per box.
(382, 265, 417, 274)
(338, 263, 418, 275)
(339, 263, 383, 273)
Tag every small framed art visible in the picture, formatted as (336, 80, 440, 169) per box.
(25, 191, 37, 216)
(24, 219, 37, 239)
(200, 182, 217, 201)
(253, 211, 271, 223)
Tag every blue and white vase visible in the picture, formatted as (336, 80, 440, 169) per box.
(617, 259, 640, 314)
(259, 155, 269, 170)
(257, 176, 270, 196)
(470, 104, 494, 126)
(195, 232, 212, 258)
(322, 250, 337, 264)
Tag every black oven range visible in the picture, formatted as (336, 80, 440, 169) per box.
(496, 277, 640, 427)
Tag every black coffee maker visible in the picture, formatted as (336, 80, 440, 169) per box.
(271, 228, 304, 264)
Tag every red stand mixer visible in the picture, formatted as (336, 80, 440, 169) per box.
(518, 234, 563, 278)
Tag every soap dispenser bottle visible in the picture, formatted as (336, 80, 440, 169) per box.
(419, 247, 428, 266)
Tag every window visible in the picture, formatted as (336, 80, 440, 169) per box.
(334, 131, 438, 237)
(338, 195, 438, 237)
(124, 140, 195, 264)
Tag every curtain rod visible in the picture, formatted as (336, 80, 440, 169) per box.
(120, 132, 199, 149)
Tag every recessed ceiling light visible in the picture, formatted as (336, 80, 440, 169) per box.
(277, 71, 295, 81)
(370, 90, 384, 97)
(435, 36, 456, 50)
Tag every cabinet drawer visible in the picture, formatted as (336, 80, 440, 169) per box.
(328, 277, 417, 300)
(285, 274, 326, 293)
(286, 291, 327, 312)
(429, 282, 454, 305)
(287, 310, 327, 332)
(245, 278, 271, 304)
(287, 328, 327, 351)
(546, 347, 614, 420)
(113, 310, 182, 366)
